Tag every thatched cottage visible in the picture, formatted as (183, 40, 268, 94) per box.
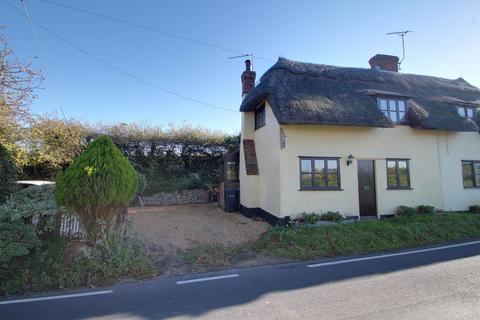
(237, 55, 480, 222)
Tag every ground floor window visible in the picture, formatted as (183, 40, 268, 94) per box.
(386, 159, 411, 189)
(299, 157, 341, 190)
(462, 161, 480, 188)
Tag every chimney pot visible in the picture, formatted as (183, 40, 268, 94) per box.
(245, 59, 251, 71)
(369, 54, 399, 72)
(241, 59, 256, 97)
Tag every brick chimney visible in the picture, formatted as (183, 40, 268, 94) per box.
(241, 59, 256, 97)
(369, 54, 399, 72)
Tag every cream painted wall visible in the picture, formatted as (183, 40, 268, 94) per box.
(241, 107, 480, 218)
(279, 125, 442, 217)
(239, 101, 281, 214)
(239, 111, 258, 208)
(436, 131, 480, 211)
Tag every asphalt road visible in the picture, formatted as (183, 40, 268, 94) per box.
(2, 240, 480, 320)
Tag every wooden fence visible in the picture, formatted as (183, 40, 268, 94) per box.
(55, 214, 86, 239)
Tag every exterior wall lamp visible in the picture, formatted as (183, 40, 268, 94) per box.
(346, 154, 354, 166)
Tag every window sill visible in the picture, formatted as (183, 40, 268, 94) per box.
(463, 186, 480, 189)
(386, 187, 413, 190)
(299, 188, 344, 191)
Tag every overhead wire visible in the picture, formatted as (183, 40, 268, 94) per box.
(18, 0, 75, 139)
(3, 0, 237, 113)
(41, 0, 274, 63)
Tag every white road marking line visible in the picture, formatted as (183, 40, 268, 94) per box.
(0, 290, 113, 305)
(177, 273, 239, 285)
(307, 240, 480, 268)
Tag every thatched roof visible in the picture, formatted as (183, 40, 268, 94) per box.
(240, 58, 480, 131)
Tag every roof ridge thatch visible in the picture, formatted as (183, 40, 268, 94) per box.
(240, 57, 480, 132)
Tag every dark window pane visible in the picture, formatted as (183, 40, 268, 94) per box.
(327, 160, 338, 170)
(326, 160, 339, 187)
(398, 161, 409, 187)
(301, 159, 312, 174)
(387, 161, 396, 174)
(476, 175, 480, 187)
(379, 99, 387, 111)
(464, 175, 474, 187)
(388, 100, 396, 111)
(474, 163, 480, 175)
(387, 174, 397, 187)
(328, 173, 338, 187)
(301, 174, 312, 187)
(467, 108, 474, 118)
(462, 163, 473, 175)
(314, 160, 325, 187)
(255, 104, 266, 129)
(390, 112, 398, 123)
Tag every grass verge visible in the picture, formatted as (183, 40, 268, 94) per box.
(257, 213, 480, 259)
(182, 213, 480, 268)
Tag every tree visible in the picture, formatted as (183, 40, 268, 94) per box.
(55, 136, 138, 243)
(0, 31, 42, 171)
(26, 116, 90, 179)
(0, 144, 18, 203)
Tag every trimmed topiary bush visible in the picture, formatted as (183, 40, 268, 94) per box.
(55, 136, 138, 242)
(397, 205, 416, 216)
(0, 144, 18, 204)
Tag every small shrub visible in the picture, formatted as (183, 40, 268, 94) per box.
(397, 206, 416, 216)
(417, 205, 435, 214)
(0, 223, 39, 268)
(0, 185, 70, 236)
(301, 212, 321, 224)
(469, 205, 480, 214)
(320, 211, 344, 222)
(182, 172, 202, 189)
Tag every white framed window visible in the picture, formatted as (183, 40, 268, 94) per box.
(457, 106, 477, 119)
(378, 98, 407, 124)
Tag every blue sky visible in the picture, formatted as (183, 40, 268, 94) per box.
(2, 0, 479, 133)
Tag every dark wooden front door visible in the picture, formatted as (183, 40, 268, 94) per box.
(357, 160, 377, 217)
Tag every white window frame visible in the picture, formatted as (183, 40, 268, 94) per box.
(457, 106, 477, 119)
(377, 98, 407, 124)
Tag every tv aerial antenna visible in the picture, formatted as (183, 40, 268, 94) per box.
(229, 53, 254, 70)
(387, 30, 413, 70)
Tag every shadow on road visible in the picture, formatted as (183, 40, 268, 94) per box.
(1, 241, 480, 319)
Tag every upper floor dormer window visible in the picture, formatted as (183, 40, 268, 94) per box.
(255, 102, 266, 130)
(378, 98, 407, 124)
(457, 106, 477, 119)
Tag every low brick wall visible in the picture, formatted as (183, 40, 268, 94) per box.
(141, 189, 210, 206)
